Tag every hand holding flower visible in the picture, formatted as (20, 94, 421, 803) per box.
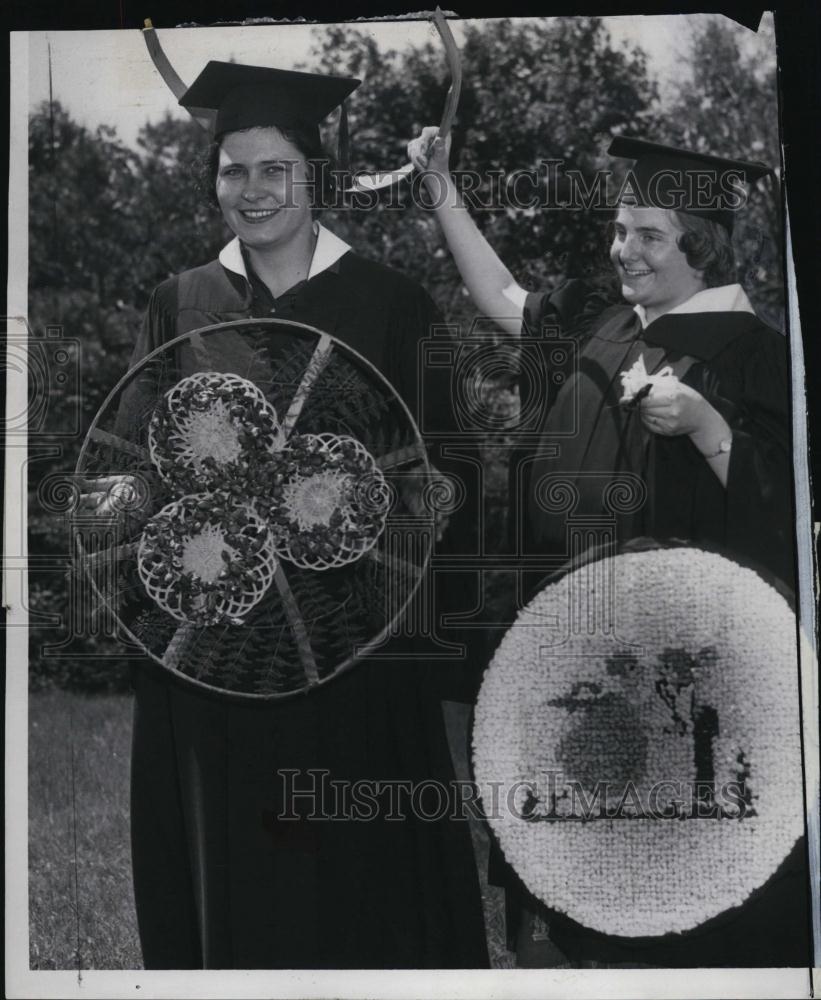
(640, 380, 734, 487)
(639, 379, 719, 437)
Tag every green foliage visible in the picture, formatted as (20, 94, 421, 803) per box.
(29, 108, 140, 299)
(26, 286, 145, 693)
(132, 115, 228, 290)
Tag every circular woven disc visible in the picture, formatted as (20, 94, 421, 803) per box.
(473, 547, 804, 938)
(75, 318, 432, 699)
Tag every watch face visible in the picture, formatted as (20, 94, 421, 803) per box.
(720, 439, 732, 453)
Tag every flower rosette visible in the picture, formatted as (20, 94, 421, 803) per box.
(260, 432, 391, 571)
(618, 353, 678, 405)
(137, 494, 277, 626)
(472, 548, 805, 938)
(148, 371, 284, 495)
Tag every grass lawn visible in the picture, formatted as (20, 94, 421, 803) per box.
(28, 689, 512, 970)
(28, 690, 141, 970)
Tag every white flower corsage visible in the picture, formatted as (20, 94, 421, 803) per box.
(619, 354, 678, 404)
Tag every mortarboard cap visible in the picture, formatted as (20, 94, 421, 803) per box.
(607, 135, 774, 233)
(179, 60, 360, 140)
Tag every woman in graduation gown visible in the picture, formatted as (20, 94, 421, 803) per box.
(407, 129, 810, 966)
(104, 64, 490, 970)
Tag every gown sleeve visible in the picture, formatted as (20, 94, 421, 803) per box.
(513, 279, 616, 561)
(710, 327, 796, 588)
(522, 278, 615, 339)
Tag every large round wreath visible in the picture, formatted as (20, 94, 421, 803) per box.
(76, 318, 434, 698)
(472, 547, 805, 938)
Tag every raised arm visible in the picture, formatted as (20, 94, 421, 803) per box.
(407, 127, 525, 339)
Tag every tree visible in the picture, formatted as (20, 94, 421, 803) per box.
(310, 17, 662, 325)
(133, 114, 227, 295)
(661, 16, 783, 327)
(29, 102, 143, 301)
(28, 105, 224, 690)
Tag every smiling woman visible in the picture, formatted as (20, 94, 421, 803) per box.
(182, 61, 354, 298)
(407, 128, 793, 583)
(406, 126, 809, 967)
(609, 206, 707, 324)
(214, 127, 319, 294)
(76, 59, 490, 972)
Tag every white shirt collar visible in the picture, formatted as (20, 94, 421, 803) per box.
(218, 221, 352, 283)
(634, 283, 755, 329)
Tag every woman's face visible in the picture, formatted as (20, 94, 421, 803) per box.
(215, 127, 313, 251)
(610, 205, 706, 321)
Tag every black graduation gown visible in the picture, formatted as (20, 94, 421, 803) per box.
(122, 247, 490, 969)
(492, 280, 810, 967)
(518, 280, 797, 589)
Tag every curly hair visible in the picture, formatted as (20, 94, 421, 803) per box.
(672, 211, 737, 288)
(193, 124, 338, 217)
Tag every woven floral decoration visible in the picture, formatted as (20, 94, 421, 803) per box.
(137, 495, 277, 626)
(472, 547, 804, 937)
(149, 371, 285, 493)
(260, 432, 391, 570)
(138, 372, 390, 626)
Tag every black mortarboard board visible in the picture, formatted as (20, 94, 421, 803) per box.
(607, 135, 774, 233)
(179, 60, 360, 141)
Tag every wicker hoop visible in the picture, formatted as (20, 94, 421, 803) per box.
(137, 495, 278, 626)
(75, 317, 432, 699)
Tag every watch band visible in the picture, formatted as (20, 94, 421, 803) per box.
(702, 437, 732, 459)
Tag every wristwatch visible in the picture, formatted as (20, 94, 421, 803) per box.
(703, 437, 732, 459)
